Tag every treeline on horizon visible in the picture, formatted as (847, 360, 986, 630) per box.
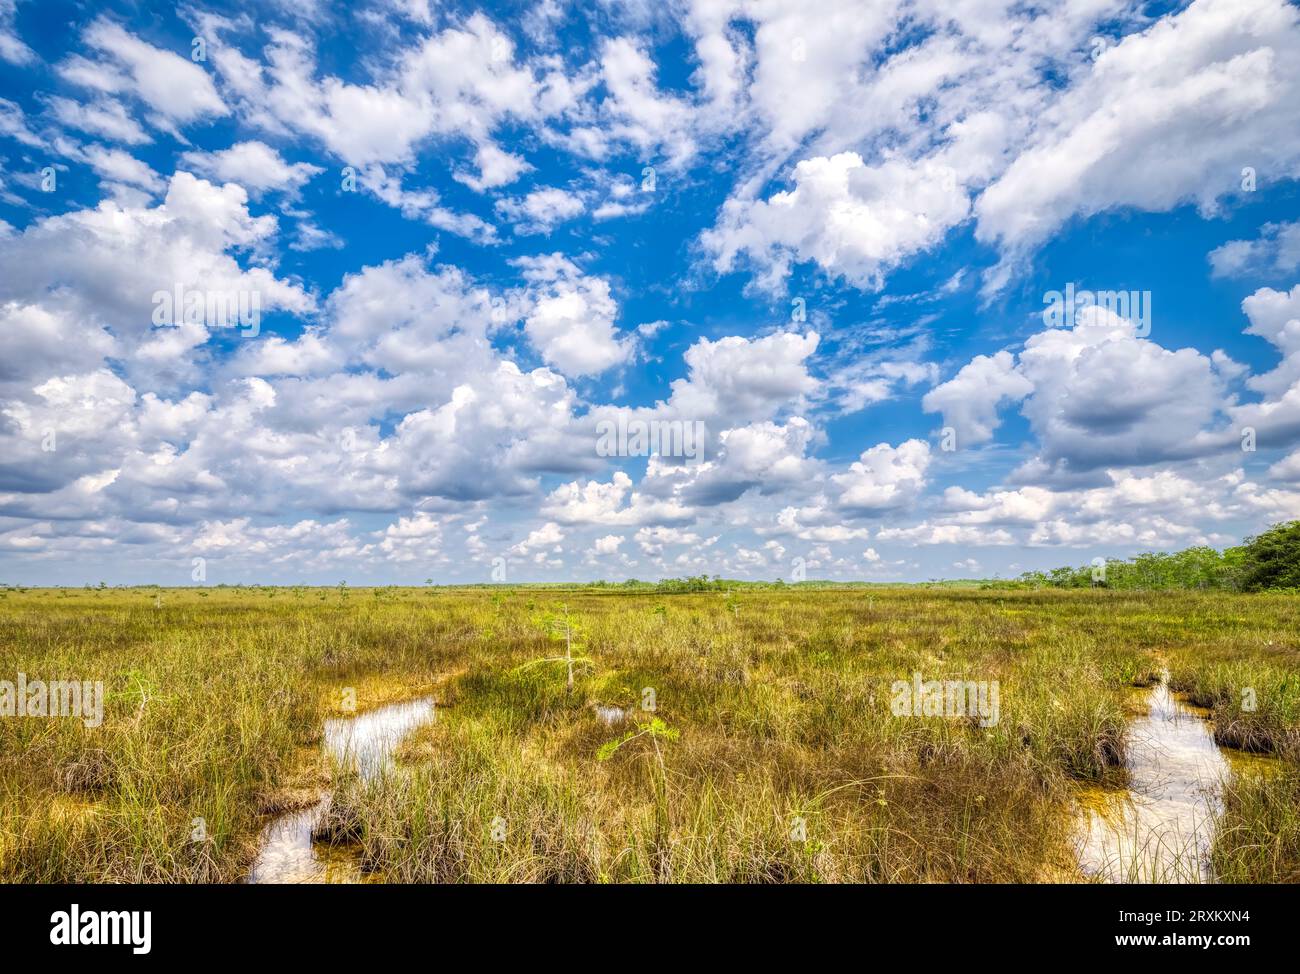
(3, 522, 1298, 594)
(1016, 520, 1300, 593)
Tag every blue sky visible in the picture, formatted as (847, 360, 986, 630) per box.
(2, 0, 1300, 586)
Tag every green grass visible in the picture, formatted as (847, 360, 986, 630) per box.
(1, 585, 1298, 882)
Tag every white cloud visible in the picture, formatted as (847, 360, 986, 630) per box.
(926, 305, 1242, 480)
(179, 141, 322, 197)
(922, 350, 1033, 447)
(771, 502, 872, 542)
(376, 512, 444, 562)
(0, 171, 314, 388)
(1016, 311, 1232, 477)
(885, 467, 1265, 550)
(705, 152, 969, 293)
(1209, 221, 1300, 278)
(542, 471, 695, 527)
(205, 13, 574, 172)
(634, 525, 703, 555)
(510, 521, 564, 556)
(832, 439, 931, 514)
(496, 187, 586, 234)
(593, 36, 697, 166)
(639, 417, 819, 506)
(515, 254, 632, 377)
(876, 523, 1016, 546)
(0, 97, 42, 148)
(0, 0, 33, 65)
(664, 330, 820, 423)
(74, 19, 228, 127)
(379, 361, 590, 502)
(359, 166, 497, 242)
(1228, 284, 1300, 447)
(454, 143, 532, 191)
(45, 95, 150, 145)
(81, 145, 163, 194)
(976, 0, 1300, 291)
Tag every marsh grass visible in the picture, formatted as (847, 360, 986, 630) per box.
(1, 585, 1297, 882)
(1168, 660, 1300, 754)
(1212, 763, 1300, 883)
(0, 589, 464, 881)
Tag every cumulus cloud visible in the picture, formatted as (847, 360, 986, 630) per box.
(454, 143, 532, 192)
(380, 361, 590, 502)
(0, 172, 313, 385)
(705, 153, 969, 293)
(515, 254, 632, 377)
(893, 468, 1255, 550)
(832, 439, 931, 514)
(590, 36, 697, 166)
(926, 305, 1244, 481)
(1269, 448, 1300, 481)
(510, 520, 564, 556)
(542, 471, 695, 527)
(638, 417, 819, 506)
(922, 351, 1033, 447)
(664, 331, 820, 423)
(1228, 284, 1300, 448)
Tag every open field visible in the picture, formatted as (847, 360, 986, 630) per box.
(1, 585, 1297, 883)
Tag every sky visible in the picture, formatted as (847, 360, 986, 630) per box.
(2, 0, 1300, 586)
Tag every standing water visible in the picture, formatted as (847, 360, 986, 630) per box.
(249, 697, 435, 883)
(1076, 675, 1274, 883)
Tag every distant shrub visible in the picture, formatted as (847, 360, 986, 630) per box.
(1236, 521, 1300, 592)
(1019, 521, 1300, 593)
(653, 575, 727, 593)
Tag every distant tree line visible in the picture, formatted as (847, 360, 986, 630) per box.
(591, 576, 761, 593)
(586, 576, 870, 593)
(1018, 520, 1300, 592)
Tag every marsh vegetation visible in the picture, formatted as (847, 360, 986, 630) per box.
(0, 585, 1296, 883)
